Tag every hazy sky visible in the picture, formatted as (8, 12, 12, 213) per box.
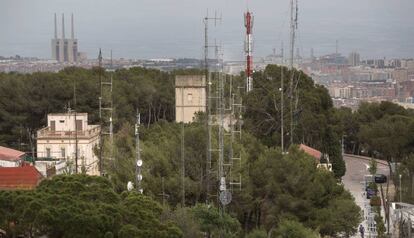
(1, 0, 413, 60)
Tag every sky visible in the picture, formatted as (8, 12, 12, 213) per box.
(0, 0, 414, 60)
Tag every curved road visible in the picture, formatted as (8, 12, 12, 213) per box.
(342, 155, 390, 237)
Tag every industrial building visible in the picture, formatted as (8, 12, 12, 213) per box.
(51, 13, 78, 63)
(36, 112, 100, 175)
(175, 75, 206, 123)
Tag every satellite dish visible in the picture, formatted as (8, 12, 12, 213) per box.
(127, 181, 134, 191)
(137, 159, 143, 167)
(219, 190, 232, 206)
(137, 174, 143, 181)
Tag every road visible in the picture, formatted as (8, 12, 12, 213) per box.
(342, 155, 390, 237)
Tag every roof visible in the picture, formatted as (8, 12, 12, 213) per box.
(299, 144, 322, 162)
(0, 165, 43, 190)
(0, 146, 25, 161)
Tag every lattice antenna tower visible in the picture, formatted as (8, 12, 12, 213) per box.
(227, 75, 243, 192)
(98, 49, 114, 176)
(204, 10, 221, 204)
(289, 0, 298, 145)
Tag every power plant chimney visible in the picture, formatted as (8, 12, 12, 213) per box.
(71, 13, 74, 39)
(62, 13, 65, 39)
(54, 13, 57, 39)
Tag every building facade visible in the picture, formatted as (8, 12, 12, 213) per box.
(175, 75, 206, 123)
(0, 146, 25, 167)
(36, 113, 100, 175)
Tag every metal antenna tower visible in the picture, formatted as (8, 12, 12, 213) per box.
(244, 11, 254, 92)
(228, 75, 242, 192)
(135, 109, 143, 193)
(204, 10, 221, 204)
(289, 0, 298, 145)
(98, 49, 114, 176)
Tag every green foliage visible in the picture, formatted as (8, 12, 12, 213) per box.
(373, 206, 386, 237)
(243, 65, 345, 177)
(272, 219, 319, 238)
(246, 229, 267, 238)
(192, 204, 241, 237)
(369, 158, 377, 175)
(168, 206, 203, 238)
(0, 175, 181, 238)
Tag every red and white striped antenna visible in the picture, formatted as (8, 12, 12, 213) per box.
(244, 10, 254, 92)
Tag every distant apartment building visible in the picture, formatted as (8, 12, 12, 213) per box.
(36, 112, 100, 175)
(175, 75, 206, 123)
(348, 52, 360, 67)
(51, 13, 78, 63)
(328, 85, 353, 99)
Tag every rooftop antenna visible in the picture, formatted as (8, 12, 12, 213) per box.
(71, 13, 74, 40)
(54, 13, 57, 39)
(61, 13, 65, 39)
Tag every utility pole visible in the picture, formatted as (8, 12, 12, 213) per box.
(98, 49, 104, 175)
(73, 73, 78, 174)
(181, 81, 185, 206)
(281, 66, 284, 153)
(400, 174, 403, 202)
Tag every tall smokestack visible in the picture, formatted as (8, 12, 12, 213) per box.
(54, 13, 57, 39)
(71, 13, 74, 39)
(62, 13, 65, 39)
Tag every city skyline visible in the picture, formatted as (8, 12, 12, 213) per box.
(1, 0, 414, 60)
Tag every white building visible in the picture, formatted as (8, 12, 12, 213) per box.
(175, 75, 206, 123)
(36, 112, 100, 175)
(0, 146, 25, 167)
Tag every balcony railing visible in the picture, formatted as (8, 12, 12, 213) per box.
(37, 125, 100, 139)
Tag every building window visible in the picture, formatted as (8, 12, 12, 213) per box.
(59, 120, 65, 123)
(46, 148, 51, 158)
(187, 93, 193, 102)
(61, 148, 66, 158)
